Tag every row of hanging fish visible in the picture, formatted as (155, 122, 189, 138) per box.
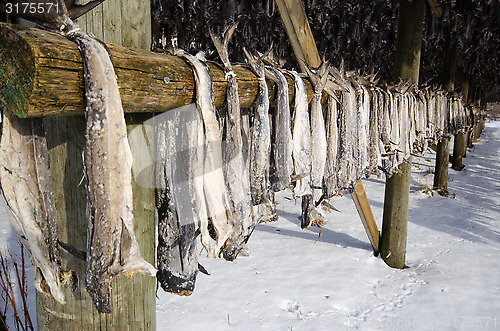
(0, 0, 155, 314)
(153, 26, 484, 297)
(0, 11, 486, 309)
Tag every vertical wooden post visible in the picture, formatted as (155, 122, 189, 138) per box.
(451, 73, 470, 171)
(451, 133, 466, 170)
(380, 0, 425, 269)
(36, 1, 155, 330)
(433, 138, 450, 193)
(433, 36, 457, 194)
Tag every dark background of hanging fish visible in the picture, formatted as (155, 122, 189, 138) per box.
(151, 0, 500, 103)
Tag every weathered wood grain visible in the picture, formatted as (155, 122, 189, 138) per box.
(0, 23, 314, 119)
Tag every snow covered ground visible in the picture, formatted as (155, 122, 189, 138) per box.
(1, 120, 500, 330)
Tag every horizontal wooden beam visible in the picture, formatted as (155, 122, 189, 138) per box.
(0, 23, 315, 118)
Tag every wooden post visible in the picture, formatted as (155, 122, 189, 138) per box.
(451, 133, 466, 170)
(380, 0, 425, 269)
(451, 73, 471, 171)
(35, 1, 156, 330)
(433, 138, 450, 193)
(276, 0, 380, 254)
(433, 34, 457, 194)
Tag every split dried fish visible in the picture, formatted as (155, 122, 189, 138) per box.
(0, 111, 68, 304)
(67, 28, 155, 313)
(211, 23, 252, 261)
(155, 109, 198, 296)
(302, 62, 328, 228)
(244, 49, 276, 223)
(264, 65, 293, 192)
(289, 70, 312, 198)
(176, 50, 233, 256)
(323, 94, 339, 198)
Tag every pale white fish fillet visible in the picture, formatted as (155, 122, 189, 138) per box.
(310, 92, 327, 201)
(336, 79, 357, 189)
(176, 50, 232, 255)
(358, 84, 370, 175)
(0, 111, 65, 304)
(187, 114, 211, 252)
(398, 91, 409, 161)
(289, 70, 312, 197)
(240, 112, 253, 232)
(367, 87, 381, 176)
(211, 25, 252, 261)
(345, 82, 359, 186)
(264, 66, 293, 192)
(244, 49, 275, 224)
(323, 94, 339, 197)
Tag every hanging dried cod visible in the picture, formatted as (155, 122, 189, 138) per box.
(65, 26, 156, 313)
(264, 65, 293, 192)
(155, 108, 198, 296)
(0, 111, 73, 305)
(301, 62, 329, 229)
(244, 49, 276, 223)
(176, 50, 233, 256)
(211, 23, 252, 261)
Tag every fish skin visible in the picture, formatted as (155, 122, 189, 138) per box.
(211, 25, 252, 261)
(176, 50, 233, 256)
(367, 87, 382, 176)
(0, 111, 66, 304)
(67, 30, 155, 313)
(264, 65, 293, 192)
(289, 70, 312, 198)
(302, 63, 328, 228)
(323, 94, 338, 198)
(244, 49, 276, 223)
(186, 111, 211, 253)
(354, 83, 368, 178)
(155, 112, 198, 295)
(305, 63, 329, 202)
(339, 78, 358, 189)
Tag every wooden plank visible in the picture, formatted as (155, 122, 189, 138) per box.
(275, 0, 380, 255)
(0, 23, 315, 118)
(275, 0, 321, 71)
(351, 180, 380, 255)
(427, 0, 443, 18)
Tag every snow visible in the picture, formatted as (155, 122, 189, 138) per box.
(2, 120, 500, 330)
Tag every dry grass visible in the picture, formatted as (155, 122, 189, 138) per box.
(0, 243, 34, 331)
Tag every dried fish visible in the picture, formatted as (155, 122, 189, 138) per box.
(0, 111, 67, 304)
(155, 109, 198, 296)
(323, 94, 339, 198)
(67, 29, 156, 313)
(302, 62, 328, 228)
(244, 49, 275, 223)
(176, 49, 233, 256)
(305, 63, 329, 202)
(264, 65, 293, 192)
(289, 70, 312, 198)
(211, 23, 252, 261)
